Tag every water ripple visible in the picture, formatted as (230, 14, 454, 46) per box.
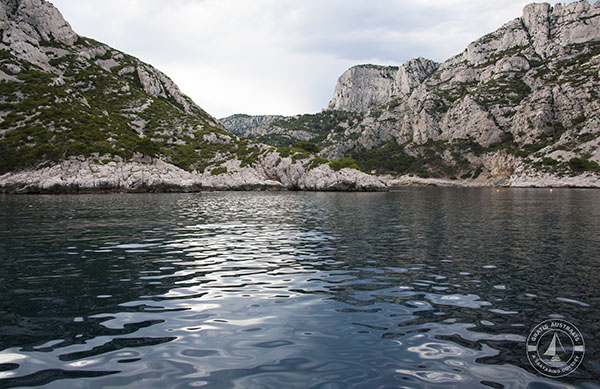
(0, 190, 599, 388)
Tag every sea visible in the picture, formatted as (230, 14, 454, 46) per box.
(0, 189, 599, 388)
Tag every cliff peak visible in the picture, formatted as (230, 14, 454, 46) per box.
(1, 0, 78, 46)
(327, 57, 438, 112)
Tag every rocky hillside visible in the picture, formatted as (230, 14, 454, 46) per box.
(0, 0, 384, 192)
(220, 111, 365, 149)
(223, 1, 600, 187)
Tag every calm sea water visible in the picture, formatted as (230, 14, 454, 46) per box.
(0, 189, 599, 388)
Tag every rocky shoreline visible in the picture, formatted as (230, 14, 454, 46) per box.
(0, 155, 387, 194)
(383, 173, 600, 188)
(3, 158, 599, 194)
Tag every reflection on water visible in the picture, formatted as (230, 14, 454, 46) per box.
(0, 189, 599, 388)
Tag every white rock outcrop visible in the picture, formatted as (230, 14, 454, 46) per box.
(136, 64, 200, 115)
(2, 0, 78, 45)
(0, 154, 386, 193)
(0, 0, 77, 69)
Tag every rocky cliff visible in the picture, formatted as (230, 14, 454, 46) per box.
(223, 0, 600, 187)
(0, 0, 385, 192)
(327, 59, 439, 112)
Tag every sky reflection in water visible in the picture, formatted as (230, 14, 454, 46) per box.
(0, 189, 599, 388)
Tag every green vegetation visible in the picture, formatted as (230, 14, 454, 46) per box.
(432, 83, 473, 106)
(350, 141, 419, 175)
(276, 147, 297, 158)
(0, 38, 251, 174)
(473, 45, 529, 69)
(0, 49, 13, 61)
(291, 153, 309, 163)
(537, 41, 600, 87)
(344, 133, 570, 179)
(329, 157, 359, 171)
(357, 64, 399, 71)
(571, 115, 586, 126)
(295, 141, 319, 153)
(307, 155, 329, 170)
(568, 157, 600, 174)
(236, 142, 262, 167)
(243, 110, 363, 149)
(348, 139, 473, 178)
(474, 75, 532, 106)
(541, 157, 560, 166)
(39, 39, 65, 49)
(211, 166, 228, 175)
(530, 155, 600, 176)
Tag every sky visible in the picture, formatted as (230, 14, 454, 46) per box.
(50, 0, 593, 118)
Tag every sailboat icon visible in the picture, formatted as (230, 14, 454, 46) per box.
(543, 333, 565, 363)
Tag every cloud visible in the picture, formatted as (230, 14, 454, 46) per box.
(49, 0, 594, 117)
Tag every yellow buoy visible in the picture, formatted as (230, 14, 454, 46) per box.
(550, 188, 553, 193)
(496, 189, 500, 192)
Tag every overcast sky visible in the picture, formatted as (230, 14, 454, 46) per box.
(50, 0, 593, 118)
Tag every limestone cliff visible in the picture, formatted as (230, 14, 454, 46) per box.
(327, 59, 439, 113)
(0, 0, 385, 192)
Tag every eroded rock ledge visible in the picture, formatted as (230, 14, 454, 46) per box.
(0, 155, 386, 193)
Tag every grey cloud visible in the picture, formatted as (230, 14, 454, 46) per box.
(279, 1, 521, 63)
(49, 0, 595, 117)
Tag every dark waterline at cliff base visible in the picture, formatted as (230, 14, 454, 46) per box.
(0, 189, 599, 388)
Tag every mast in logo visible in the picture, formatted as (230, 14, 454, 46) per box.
(543, 333, 564, 363)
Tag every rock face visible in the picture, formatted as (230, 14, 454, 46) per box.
(226, 1, 600, 187)
(329, 0, 600, 146)
(1, 0, 77, 45)
(0, 0, 385, 192)
(327, 59, 439, 112)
